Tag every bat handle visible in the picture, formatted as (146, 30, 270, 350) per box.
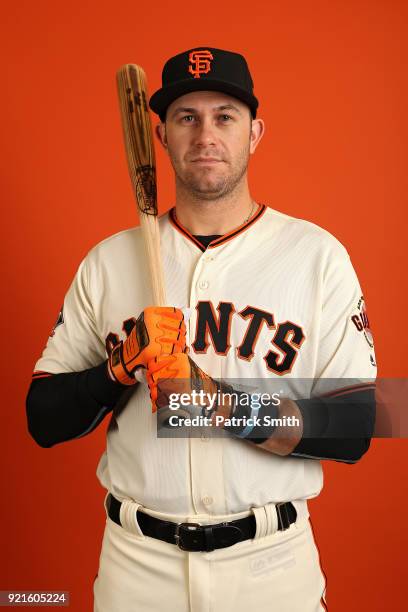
(140, 214, 166, 306)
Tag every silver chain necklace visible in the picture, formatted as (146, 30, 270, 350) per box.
(174, 201, 257, 230)
(243, 200, 256, 224)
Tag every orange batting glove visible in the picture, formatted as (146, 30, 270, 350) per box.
(108, 307, 186, 386)
(146, 352, 231, 415)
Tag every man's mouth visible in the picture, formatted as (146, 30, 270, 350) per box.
(190, 157, 224, 164)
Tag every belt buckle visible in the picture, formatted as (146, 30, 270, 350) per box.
(276, 502, 291, 531)
(174, 522, 201, 550)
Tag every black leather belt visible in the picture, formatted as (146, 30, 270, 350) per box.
(106, 494, 297, 552)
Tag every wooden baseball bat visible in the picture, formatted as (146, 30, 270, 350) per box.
(116, 64, 166, 306)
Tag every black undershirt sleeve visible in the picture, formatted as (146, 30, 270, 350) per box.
(27, 237, 218, 450)
(26, 361, 129, 448)
(291, 387, 376, 463)
(26, 364, 376, 464)
(179, 238, 376, 463)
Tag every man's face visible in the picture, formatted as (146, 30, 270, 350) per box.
(157, 91, 263, 200)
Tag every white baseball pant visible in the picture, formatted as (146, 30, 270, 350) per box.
(94, 496, 327, 612)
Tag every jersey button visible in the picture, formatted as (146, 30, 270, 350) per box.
(202, 496, 213, 506)
(198, 280, 209, 289)
(200, 434, 210, 442)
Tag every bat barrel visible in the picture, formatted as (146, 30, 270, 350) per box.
(117, 64, 166, 306)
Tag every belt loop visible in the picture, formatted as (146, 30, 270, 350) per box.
(119, 499, 145, 538)
(264, 502, 279, 535)
(252, 506, 267, 539)
(252, 503, 279, 539)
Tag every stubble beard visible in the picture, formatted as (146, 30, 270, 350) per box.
(169, 143, 251, 202)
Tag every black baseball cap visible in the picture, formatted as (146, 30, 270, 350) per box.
(149, 47, 259, 121)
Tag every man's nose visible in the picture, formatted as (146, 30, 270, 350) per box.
(192, 117, 217, 147)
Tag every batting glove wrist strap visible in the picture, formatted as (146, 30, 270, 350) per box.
(108, 341, 137, 385)
(108, 307, 186, 386)
(224, 392, 279, 443)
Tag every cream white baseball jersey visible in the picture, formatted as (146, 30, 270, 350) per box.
(34, 204, 376, 517)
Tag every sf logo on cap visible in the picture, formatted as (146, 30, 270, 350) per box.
(188, 50, 214, 79)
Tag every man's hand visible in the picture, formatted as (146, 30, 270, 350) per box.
(146, 352, 220, 413)
(108, 307, 186, 386)
(146, 352, 303, 455)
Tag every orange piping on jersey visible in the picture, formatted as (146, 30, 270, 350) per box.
(319, 382, 376, 398)
(32, 371, 54, 379)
(169, 209, 206, 251)
(208, 204, 266, 248)
(169, 204, 267, 251)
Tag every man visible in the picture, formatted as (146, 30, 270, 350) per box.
(26, 47, 376, 611)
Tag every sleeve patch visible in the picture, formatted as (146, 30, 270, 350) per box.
(350, 296, 374, 349)
(50, 305, 65, 337)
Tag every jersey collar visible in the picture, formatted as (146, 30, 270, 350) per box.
(169, 204, 267, 252)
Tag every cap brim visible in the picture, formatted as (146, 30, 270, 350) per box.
(149, 78, 258, 119)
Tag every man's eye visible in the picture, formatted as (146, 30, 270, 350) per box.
(219, 114, 232, 122)
(181, 115, 195, 122)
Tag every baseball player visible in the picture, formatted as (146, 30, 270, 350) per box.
(26, 47, 377, 611)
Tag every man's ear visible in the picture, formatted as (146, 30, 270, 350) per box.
(155, 123, 168, 150)
(249, 118, 265, 155)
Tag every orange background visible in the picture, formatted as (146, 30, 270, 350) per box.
(2, 0, 407, 610)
